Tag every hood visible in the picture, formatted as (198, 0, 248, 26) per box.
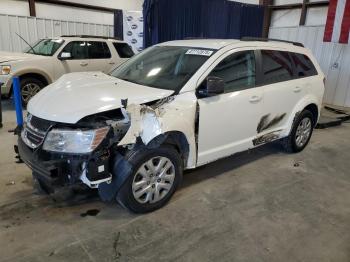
(27, 72, 174, 124)
(0, 51, 39, 63)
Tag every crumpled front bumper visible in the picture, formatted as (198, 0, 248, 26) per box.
(18, 132, 114, 194)
(17, 137, 73, 192)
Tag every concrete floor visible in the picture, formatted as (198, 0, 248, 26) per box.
(1, 100, 350, 262)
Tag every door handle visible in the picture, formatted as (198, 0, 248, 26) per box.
(109, 61, 115, 65)
(249, 95, 262, 103)
(294, 86, 302, 93)
(80, 62, 88, 66)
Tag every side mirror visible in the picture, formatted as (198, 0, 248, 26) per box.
(59, 52, 71, 60)
(198, 76, 225, 97)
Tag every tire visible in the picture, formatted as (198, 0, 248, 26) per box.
(116, 145, 183, 213)
(20, 77, 45, 106)
(282, 110, 314, 153)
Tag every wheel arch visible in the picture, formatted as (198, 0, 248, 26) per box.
(303, 103, 319, 126)
(147, 131, 190, 168)
(5, 70, 52, 97)
(282, 95, 321, 137)
(17, 72, 50, 86)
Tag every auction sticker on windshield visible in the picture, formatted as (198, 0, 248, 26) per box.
(186, 49, 213, 56)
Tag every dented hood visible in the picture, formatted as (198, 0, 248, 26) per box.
(27, 72, 174, 124)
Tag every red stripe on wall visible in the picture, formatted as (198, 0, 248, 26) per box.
(339, 0, 350, 43)
(324, 0, 339, 42)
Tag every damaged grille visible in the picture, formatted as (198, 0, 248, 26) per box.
(30, 115, 53, 131)
(21, 115, 54, 149)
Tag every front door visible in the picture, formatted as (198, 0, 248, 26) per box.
(197, 49, 264, 166)
(54, 41, 91, 79)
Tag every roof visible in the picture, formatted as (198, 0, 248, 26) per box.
(158, 39, 240, 50)
(158, 38, 306, 51)
(58, 35, 124, 42)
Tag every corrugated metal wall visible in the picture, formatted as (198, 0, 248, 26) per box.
(270, 26, 350, 108)
(0, 14, 114, 53)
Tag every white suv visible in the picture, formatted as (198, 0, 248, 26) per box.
(17, 38, 324, 213)
(0, 35, 134, 104)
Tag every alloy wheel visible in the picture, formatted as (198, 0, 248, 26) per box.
(132, 156, 175, 204)
(21, 83, 41, 104)
(295, 117, 312, 148)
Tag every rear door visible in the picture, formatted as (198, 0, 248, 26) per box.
(256, 49, 306, 142)
(86, 41, 114, 73)
(111, 42, 134, 69)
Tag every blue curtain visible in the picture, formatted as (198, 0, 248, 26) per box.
(143, 0, 264, 48)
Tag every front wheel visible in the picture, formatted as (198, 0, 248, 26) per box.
(282, 110, 314, 153)
(20, 77, 45, 106)
(117, 145, 183, 213)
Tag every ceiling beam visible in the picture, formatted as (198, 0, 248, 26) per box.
(261, 0, 273, 38)
(28, 0, 36, 17)
(299, 0, 309, 26)
(34, 0, 118, 13)
(269, 1, 329, 10)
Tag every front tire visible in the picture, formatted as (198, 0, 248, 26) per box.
(282, 110, 314, 153)
(20, 77, 45, 106)
(117, 145, 183, 213)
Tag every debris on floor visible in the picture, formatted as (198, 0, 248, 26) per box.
(80, 209, 100, 217)
(113, 232, 122, 261)
(5, 181, 15, 186)
(316, 105, 350, 129)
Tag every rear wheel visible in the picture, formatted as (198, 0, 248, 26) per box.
(20, 77, 45, 106)
(282, 110, 314, 153)
(116, 145, 183, 213)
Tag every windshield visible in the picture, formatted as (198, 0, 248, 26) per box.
(111, 46, 214, 91)
(25, 39, 64, 56)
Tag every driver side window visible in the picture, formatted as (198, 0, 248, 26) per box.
(208, 50, 256, 93)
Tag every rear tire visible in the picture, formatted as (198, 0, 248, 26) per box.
(282, 110, 314, 153)
(116, 145, 183, 213)
(20, 77, 45, 106)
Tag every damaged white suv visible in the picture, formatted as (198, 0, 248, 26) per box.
(17, 38, 324, 213)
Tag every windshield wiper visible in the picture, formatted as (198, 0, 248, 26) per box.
(16, 33, 37, 55)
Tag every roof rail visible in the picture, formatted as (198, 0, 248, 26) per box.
(60, 35, 122, 40)
(240, 37, 304, 47)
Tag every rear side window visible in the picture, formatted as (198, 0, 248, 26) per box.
(113, 43, 134, 58)
(290, 53, 318, 78)
(261, 50, 294, 85)
(61, 41, 88, 59)
(208, 50, 256, 93)
(87, 41, 111, 59)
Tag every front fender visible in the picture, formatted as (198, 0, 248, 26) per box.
(118, 92, 198, 168)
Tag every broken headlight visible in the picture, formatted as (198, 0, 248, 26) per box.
(43, 127, 109, 153)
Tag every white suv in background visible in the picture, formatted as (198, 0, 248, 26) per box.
(0, 35, 134, 104)
(17, 38, 325, 213)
